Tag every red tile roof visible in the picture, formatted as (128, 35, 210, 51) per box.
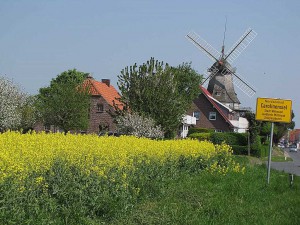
(200, 86, 233, 128)
(83, 78, 123, 110)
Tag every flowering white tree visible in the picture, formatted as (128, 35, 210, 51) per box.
(0, 77, 26, 131)
(116, 112, 164, 139)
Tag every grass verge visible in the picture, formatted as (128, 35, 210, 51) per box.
(111, 162, 300, 225)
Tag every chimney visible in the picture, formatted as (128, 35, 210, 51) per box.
(102, 79, 110, 87)
(87, 73, 94, 79)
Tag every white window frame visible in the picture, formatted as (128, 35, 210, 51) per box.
(193, 111, 200, 120)
(209, 112, 216, 120)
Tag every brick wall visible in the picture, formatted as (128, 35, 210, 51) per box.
(187, 94, 232, 132)
(86, 95, 117, 134)
(33, 95, 118, 134)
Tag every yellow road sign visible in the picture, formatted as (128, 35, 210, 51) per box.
(256, 98, 292, 123)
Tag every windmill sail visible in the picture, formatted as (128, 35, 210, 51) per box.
(186, 27, 257, 109)
(186, 31, 220, 62)
(225, 28, 257, 64)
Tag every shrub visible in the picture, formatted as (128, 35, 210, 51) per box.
(189, 132, 211, 141)
(258, 140, 270, 158)
(187, 127, 214, 136)
(231, 145, 248, 155)
(116, 112, 164, 139)
(251, 135, 262, 157)
(210, 132, 247, 146)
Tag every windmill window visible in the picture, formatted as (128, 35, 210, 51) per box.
(209, 112, 216, 120)
(193, 111, 200, 120)
(97, 103, 104, 112)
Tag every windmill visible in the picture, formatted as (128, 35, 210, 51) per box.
(186, 28, 257, 110)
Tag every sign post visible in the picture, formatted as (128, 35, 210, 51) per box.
(255, 98, 292, 184)
(266, 122, 274, 184)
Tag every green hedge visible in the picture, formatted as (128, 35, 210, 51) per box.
(190, 132, 270, 158)
(210, 132, 247, 146)
(189, 132, 211, 141)
(258, 140, 270, 158)
(187, 128, 214, 136)
(189, 132, 247, 146)
(231, 145, 248, 155)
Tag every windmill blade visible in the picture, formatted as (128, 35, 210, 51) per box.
(221, 67, 256, 97)
(186, 31, 221, 62)
(225, 28, 257, 64)
(201, 65, 219, 85)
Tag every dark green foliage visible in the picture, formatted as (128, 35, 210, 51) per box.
(259, 143, 270, 158)
(117, 58, 202, 138)
(231, 145, 248, 155)
(19, 95, 38, 133)
(37, 69, 91, 133)
(246, 111, 295, 145)
(250, 135, 262, 156)
(210, 132, 247, 146)
(187, 127, 214, 136)
(273, 111, 295, 143)
(190, 131, 247, 146)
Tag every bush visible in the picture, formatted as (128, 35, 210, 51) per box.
(189, 132, 211, 141)
(189, 132, 247, 147)
(210, 132, 247, 146)
(116, 112, 164, 139)
(258, 140, 270, 158)
(231, 145, 248, 155)
(187, 127, 214, 136)
(251, 135, 262, 157)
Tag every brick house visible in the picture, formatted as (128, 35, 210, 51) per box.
(83, 76, 123, 134)
(34, 76, 122, 134)
(186, 86, 248, 133)
(289, 129, 300, 144)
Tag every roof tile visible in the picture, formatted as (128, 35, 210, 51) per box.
(83, 78, 123, 110)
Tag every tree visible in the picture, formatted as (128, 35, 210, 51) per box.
(246, 110, 295, 146)
(0, 76, 26, 131)
(116, 112, 164, 139)
(19, 95, 39, 133)
(117, 58, 202, 138)
(37, 69, 90, 133)
(245, 111, 262, 152)
(273, 111, 295, 143)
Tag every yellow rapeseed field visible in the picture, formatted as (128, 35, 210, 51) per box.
(0, 131, 243, 185)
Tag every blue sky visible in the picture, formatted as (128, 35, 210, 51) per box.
(1, 0, 299, 127)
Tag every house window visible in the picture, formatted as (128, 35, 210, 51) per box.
(216, 91, 221, 96)
(193, 111, 200, 120)
(97, 103, 104, 112)
(209, 112, 216, 120)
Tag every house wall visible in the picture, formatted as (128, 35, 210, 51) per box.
(187, 94, 232, 132)
(34, 95, 117, 134)
(87, 95, 117, 134)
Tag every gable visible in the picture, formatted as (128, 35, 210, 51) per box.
(83, 78, 123, 110)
